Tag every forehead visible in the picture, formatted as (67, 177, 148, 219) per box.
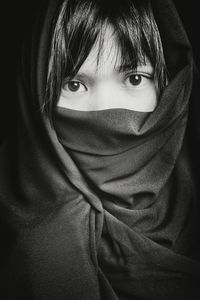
(78, 26, 122, 75)
(77, 25, 151, 77)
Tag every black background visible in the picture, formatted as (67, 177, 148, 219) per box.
(1, 1, 200, 139)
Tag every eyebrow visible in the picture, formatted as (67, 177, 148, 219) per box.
(115, 63, 136, 72)
(116, 63, 154, 73)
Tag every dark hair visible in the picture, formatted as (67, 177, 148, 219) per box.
(44, 0, 168, 119)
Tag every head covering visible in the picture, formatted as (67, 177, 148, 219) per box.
(0, 0, 200, 299)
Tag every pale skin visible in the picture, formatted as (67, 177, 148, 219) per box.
(57, 26, 157, 112)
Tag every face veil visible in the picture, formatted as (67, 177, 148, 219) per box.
(0, 0, 200, 299)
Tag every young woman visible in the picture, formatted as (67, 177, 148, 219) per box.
(0, 0, 200, 299)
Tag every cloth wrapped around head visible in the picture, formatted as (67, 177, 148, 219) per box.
(0, 0, 200, 299)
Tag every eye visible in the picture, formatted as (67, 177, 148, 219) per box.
(63, 80, 87, 93)
(125, 73, 153, 88)
(128, 74, 142, 86)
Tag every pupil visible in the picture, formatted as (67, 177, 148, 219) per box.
(130, 75, 142, 85)
(68, 81, 80, 92)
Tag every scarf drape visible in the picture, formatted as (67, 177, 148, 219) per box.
(0, 0, 200, 299)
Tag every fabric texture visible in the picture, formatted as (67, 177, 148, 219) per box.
(0, 0, 200, 299)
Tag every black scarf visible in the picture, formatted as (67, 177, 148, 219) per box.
(0, 0, 200, 299)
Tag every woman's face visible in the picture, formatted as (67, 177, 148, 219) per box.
(57, 27, 157, 112)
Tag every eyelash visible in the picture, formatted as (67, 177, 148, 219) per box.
(62, 72, 153, 93)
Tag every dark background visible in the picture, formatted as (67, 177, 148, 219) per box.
(1, 1, 200, 139)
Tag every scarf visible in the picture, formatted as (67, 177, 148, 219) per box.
(0, 0, 200, 299)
